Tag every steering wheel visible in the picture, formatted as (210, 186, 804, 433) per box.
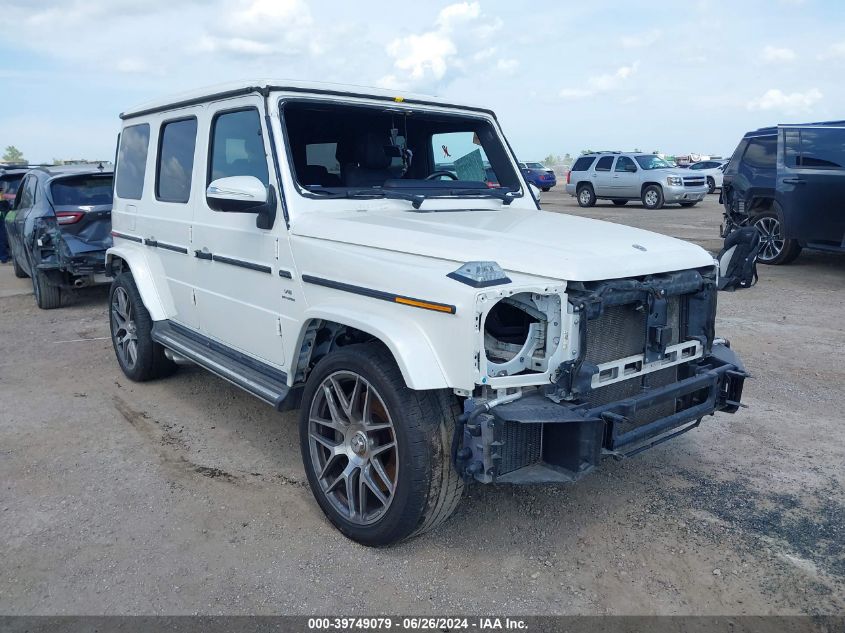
(425, 171, 459, 180)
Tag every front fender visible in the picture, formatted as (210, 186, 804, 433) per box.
(106, 245, 172, 321)
(301, 304, 451, 391)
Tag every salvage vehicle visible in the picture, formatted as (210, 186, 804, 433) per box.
(5, 166, 113, 308)
(106, 80, 746, 545)
(721, 121, 845, 264)
(565, 151, 709, 209)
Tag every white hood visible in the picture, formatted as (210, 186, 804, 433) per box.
(292, 208, 715, 282)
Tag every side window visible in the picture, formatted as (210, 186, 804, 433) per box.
(615, 156, 635, 172)
(209, 109, 269, 185)
(156, 118, 198, 203)
(688, 162, 701, 170)
(794, 127, 845, 169)
(595, 156, 613, 171)
(16, 175, 35, 209)
(743, 136, 777, 169)
(116, 123, 151, 200)
(571, 156, 595, 171)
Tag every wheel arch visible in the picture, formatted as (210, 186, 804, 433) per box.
(640, 181, 663, 195)
(105, 247, 172, 321)
(293, 308, 450, 391)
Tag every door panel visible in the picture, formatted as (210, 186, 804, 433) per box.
(611, 156, 639, 197)
(191, 99, 287, 368)
(777, 126, 845, 246)
(592, 156, 615, 195)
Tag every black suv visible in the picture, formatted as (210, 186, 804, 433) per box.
(721, 121, 845, 264)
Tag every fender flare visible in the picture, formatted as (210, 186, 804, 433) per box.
(300, 305, 451, 391)
(105, 246, 172, 321)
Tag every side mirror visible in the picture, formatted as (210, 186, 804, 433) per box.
(206, 176, 276, 230)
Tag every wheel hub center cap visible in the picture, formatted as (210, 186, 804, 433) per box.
(350, 432, 367, 456)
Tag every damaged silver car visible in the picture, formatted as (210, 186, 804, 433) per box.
(5, 165, 113, 309)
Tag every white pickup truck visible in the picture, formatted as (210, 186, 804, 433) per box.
(106, 80, 746, 545)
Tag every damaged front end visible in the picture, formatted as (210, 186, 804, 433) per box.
(31, 207, 112, 288)
(456, 267, 747, 484)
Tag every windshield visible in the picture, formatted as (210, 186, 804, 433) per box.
(51, 174, 114, 206)
(525, 162, 545, 169)
(635, 155, 672, 170)
(281, 100, 521, 207)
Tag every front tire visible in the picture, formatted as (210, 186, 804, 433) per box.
(32, 269, 61, 309)
(753, 208, 801, 265)
(541, 187, 550, 192)
(707, 176, 716, 194)
(109, 272, 177, 381)
(642, 184, 664, 209)
(299, 344, 463, 546)
(577, 184, 596, 207)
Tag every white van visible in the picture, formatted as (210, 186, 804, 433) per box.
(107, 80, 747, 545)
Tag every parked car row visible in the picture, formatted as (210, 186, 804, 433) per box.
(1, 164, 113, 308)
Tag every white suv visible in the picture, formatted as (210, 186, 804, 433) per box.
(107, 80, 746, 545)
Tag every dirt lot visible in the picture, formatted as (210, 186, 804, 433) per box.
(1, 192, 843, 615)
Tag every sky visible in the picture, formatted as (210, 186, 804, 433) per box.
(1, 0, 844, 163)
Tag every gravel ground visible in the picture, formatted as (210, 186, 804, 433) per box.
(0, 192, 843, 615)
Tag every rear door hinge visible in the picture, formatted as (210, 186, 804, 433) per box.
(274, 238, 279, 260)
(276, 317, 283, 337)
(188, 225, 193, 244)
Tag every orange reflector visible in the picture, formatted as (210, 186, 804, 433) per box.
(394, 296, 454, 313)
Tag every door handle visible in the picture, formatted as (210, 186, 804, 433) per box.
(782, 178, 806, 185)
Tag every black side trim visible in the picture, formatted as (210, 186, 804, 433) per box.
(212, 254, 272, 274)
(195, 250, 212, 260)
(145, 239, 188, 254)
(302, 274, 456, 314)
(112, 231, 143, 243)
(278, 269, 293, 279)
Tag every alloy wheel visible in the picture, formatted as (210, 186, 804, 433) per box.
(579, 189, 591, 205)
(644, 190, 658, 206)
(307, 371, 398, 526)
(755, 216, 785, 262)
(111, 286, 139, 370)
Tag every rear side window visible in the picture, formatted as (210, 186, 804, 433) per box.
(16, 175, 36, 208)
(116, 123, 150, 200)
(785, 127, 845, 170)
(156, 118, 198, 203)
(595, 156, 614, 171)
(209, 109, 269, 185)
(571, 157, 595, 171)
(51, 175, 114, 206)
(743, 136, 776, 169)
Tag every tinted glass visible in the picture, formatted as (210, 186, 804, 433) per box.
(525, 162, 545, 169)
(116, 123, 150, 199)
(595, 156, 613, 171)
(743, 136, 776, 169)
(0, 175, 24, 197)
(157, 118, 198, 202)
(571, 156, 595, 171)
(688, 162, 703, 170)
(17, 175, 35, 208)
(635, 155, 671, 170)
(792, 127, 845, 169)
(615, 156, 635, 172)
(209, 109, 268, 185)
(51, 175, 114, 206)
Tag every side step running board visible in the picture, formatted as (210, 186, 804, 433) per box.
(151, 320, 289, 409)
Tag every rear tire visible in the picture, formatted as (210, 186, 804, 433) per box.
(577, 184, 596, 208)
(541, 187, 550, 192)
(109, 272, 177, 381)
(299, 344, 463, 546)
(32, 269, 61, 309)
(612, 199, 628, 206)
(753, 207, 801, 265)
(12, 253, 27, 278)
(642, 185, 664, 209)
(707, 176, 716, 194)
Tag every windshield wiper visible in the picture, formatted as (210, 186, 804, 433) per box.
(444, 188, 517, 205)
(304, 186, 516, 210)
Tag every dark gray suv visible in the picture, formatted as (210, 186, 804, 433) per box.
(721, 121, 845, 264)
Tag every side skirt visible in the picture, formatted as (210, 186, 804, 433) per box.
(151, 320, 290, 410)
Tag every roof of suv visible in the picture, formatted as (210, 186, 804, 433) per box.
(745, 120, 845, 138)
(121, 79, 492, 120)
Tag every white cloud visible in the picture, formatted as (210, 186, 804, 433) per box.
(560, 62, 640, 99)
(747, 88, 823, 114)
(621, 29, 661, 48)
(114, 57, 152, 74)
(380, 2, 508, 92)
(818, 41, 845, 60)
(760, 45, 796, 62)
